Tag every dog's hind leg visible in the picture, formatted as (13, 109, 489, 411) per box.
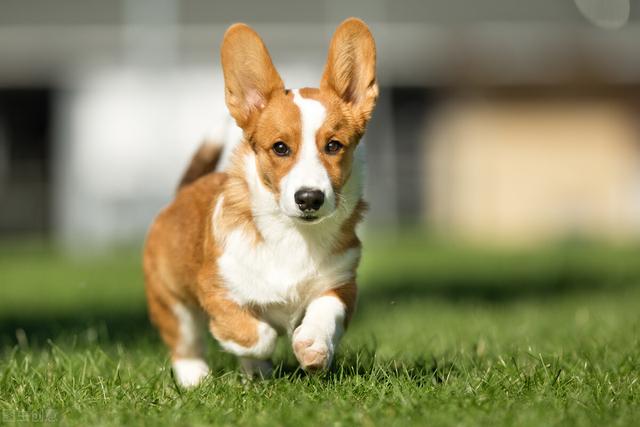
(145, 271, 210, 388)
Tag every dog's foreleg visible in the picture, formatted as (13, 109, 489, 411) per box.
(292, 282, 357, 371)
(200, 285, 278, 377)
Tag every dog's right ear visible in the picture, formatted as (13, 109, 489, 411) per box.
(221, 24, 284, 129)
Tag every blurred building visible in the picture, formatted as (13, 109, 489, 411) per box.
(1, 0, 639, 247)
(425, 91, 640, 243)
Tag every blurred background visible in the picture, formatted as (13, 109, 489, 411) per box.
(2, 0, 640, 248)
(1, 5, 640, 423)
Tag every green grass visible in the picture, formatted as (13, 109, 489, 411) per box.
(1, 235, 639, 426)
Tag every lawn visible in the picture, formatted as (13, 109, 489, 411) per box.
(0, 234, 639, 426)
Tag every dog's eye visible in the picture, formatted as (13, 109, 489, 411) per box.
(325, 140, 343, 155)
(272, 141, 290, 156)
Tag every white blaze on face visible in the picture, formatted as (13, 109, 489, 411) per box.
(279, 90, 335, 218)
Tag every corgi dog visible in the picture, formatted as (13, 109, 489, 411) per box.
(143, 18, 377, 388)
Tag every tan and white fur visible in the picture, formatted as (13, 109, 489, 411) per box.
(144, 18, 377, 388)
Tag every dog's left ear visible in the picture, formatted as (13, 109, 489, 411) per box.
(321, 18, 378, 131)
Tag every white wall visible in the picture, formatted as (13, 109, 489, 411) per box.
(54, 63, 322, 248)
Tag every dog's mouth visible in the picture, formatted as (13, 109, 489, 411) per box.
(297, 214, 320, 223)
(281, 196, 338, 225)
(290, 211, 333, 225)
(293, 208, 339, 225)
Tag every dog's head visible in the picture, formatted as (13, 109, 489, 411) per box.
(221, 18, 377, 224)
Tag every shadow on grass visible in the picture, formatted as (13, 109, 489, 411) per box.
(361, 261, 639, 304)
(360, 275, 636, 304)
(0, 307, 153, 348)
(1, 265, 637, 350)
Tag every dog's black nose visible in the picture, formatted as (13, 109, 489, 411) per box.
(295, 188, 325, 212)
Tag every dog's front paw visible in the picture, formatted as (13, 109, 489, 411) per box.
(292, 326, 334, 371)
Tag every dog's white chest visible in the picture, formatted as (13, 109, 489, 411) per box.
(216, 225, 359, 329)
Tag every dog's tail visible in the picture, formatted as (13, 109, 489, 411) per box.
(176, 141, 223, 192)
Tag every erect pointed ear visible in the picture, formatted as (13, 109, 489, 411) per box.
(321, 18, 378, 130)
(221, 23, 284, 129)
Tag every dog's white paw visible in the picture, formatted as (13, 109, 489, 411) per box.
(292, 326, 334, 371)
(173, 358, 210, 388)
